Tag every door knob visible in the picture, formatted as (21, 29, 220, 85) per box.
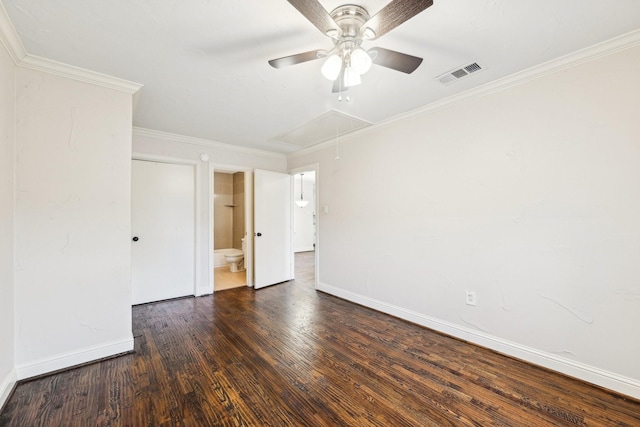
(132, 236, 139, 242)
(256, 232, 262, 237)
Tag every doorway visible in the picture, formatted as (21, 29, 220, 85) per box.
(290, 165, 319, 288)
(208, 166, 299, 291)
(212, 168, 250, 291)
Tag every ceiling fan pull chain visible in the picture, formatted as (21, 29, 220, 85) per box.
(338, 67, 343, 101)
(335, 119, 340, 160)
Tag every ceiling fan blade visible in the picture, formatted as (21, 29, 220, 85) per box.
(363, 0, 433, 40)
(268, 50, 325, 68)
(286, 0, 339, 36)
(369, 47, 423, 74)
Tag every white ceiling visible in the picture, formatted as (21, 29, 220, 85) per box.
(4, 0, 640, 154)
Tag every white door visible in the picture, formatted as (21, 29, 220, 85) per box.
(254, 169, 293, 289)
(132, 160, 195, 304)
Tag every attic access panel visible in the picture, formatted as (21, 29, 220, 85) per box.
(273, 110, 371, 148)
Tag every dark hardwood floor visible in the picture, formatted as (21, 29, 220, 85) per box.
(2, 250, 639, 426)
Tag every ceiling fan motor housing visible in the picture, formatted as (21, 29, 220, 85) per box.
(329, 5, 371, 50)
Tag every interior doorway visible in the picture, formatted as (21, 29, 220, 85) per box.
(211, 166, 252, 292)
(290, 165, 319, 288)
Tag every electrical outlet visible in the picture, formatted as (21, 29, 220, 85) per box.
(466, 290, 476, 306)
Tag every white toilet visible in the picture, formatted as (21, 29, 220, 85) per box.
(224, 237, 246, 273)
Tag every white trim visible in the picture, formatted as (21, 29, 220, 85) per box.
(19, 55, 142, 94)
(193, 161, 204, 296)
(317, 282, 640, 400)
(294, 246, 315, 253)
(0, 3, 141, 93)
(245, 170, 254, 287)
(208, 164, 215, 292)
(289, 28, 640, 160)
(0, 1, 19, 411)
(131, 154, 202, 298)
(132, 152, 198, 166)
(0, 368, 17, 409)
(134, 127, 286, 160)
(0, 1, 26, 64)
(15, 336, 134, 381)
(209, 163, 255, 291)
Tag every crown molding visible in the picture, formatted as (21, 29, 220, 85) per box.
(288, 28, 640, 160)
(0, 0, 26, 63)
(0, 2, 142, 94)
(133, 127, 286, 160)
(19, 55, 143, 94)
(451, 28, 640, 102)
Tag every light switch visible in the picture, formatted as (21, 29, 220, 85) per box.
(323, 205, 329, 214)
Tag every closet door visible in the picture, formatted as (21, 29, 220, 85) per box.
(132, 160, 195, 304)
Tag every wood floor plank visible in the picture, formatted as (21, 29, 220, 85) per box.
(2, 251, 639, 426)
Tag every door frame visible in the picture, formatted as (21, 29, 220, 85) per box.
(289, 163, 320, 288)
(131, 153, 202, 297)
(209, 163, 254, 289)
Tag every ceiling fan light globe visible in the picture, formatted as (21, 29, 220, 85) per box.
(295, 200, 310, 208)
(351, 48, 372, 75)
(321, 54, 342, 81)
(344, 66, 361, 87)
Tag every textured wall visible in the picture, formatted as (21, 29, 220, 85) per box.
(14, 68, 134, 375)
(0, 36, 16, 405)
(289, 45, 640, 397)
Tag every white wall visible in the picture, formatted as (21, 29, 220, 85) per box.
(0, 33, 16, 407)
(133, 129, 287, 294)
(14, 68, 135, 378)
(289, 44, 640, 398)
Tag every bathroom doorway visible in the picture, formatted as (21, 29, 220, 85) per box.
(290, 165, 319, 288)
(212, 169, 249, 291)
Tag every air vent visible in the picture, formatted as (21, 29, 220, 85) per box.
(451, 69, 468, 79)
(464, 62, 482, 73)
(437, 62, 484, 85)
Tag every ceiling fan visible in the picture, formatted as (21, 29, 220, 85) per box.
(269, 0, 434, 93)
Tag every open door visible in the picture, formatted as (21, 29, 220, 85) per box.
(253, 169, 293, 289)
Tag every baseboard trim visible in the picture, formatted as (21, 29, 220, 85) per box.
(196, 286, 213, 297)
(317, 282, 640, 400)
(294, 247, 315, 253)
(0, 368, 17, 411)
(15, 336, 134, 381)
